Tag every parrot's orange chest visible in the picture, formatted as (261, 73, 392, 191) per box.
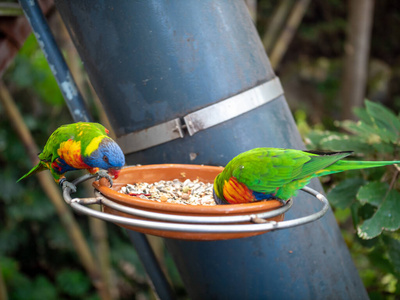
(57, 139, 90, 169)
(222, 177, 255, 204)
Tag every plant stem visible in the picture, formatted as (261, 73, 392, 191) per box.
(269, 0, 310, 70)
(244, 0, 257, 22)
(0, 260, 8, 300)
(262, 0, 293, 53)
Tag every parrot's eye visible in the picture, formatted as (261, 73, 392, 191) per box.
(103, 155, 109, 163)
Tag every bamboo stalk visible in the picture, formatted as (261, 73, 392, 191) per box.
(89, 207, 116, 299)
(86, 182, 118, 300)
(0, 81, 110, 300)
(0, 261, 8, 300)
(269, 0, 311, 70)
(262, 0, 294, 53)
(245, 0, 257, 22)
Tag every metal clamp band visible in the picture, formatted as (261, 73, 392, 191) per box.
(184, 77, 283, 136)
(117, 77, 284, 154)
(117, 118, 184, 155)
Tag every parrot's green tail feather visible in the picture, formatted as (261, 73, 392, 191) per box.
(317, 160, 400, 176)
(17, 163, 46, 182)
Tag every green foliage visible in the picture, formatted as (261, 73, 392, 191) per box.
(306, 100, 400, 296)
(1, 33, 184, 300)
(6, 35, 64, 106)
(357, 182, 388, 206)
(56, 269, 91, 297)
(13, 276, 57, 300)
(358, 190, 400, 239)
(326, 177, 366, 209)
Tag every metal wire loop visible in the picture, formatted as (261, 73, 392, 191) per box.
(62, 174, 330, 234)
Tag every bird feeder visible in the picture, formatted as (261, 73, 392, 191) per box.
(62, 165, 329, 241)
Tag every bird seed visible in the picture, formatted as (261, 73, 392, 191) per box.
(119, 179, 216, 205)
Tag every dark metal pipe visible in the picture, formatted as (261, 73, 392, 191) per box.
(127, 231, 176, 300)
(18, 0, 90, 122)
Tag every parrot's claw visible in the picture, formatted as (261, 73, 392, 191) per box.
(96, 170, 113, 187)
(60, 179, 77, 193)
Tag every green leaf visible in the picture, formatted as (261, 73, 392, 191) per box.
(353, 106, 374, 126)
(319, 133, 374, 153)
(350, 202, 361, 228)
(365, 100, 400, 143)
(13, 276, 57, 300)
(356, 181, 389, 206)
(358, 203, 378, 221)
(306, 130, 331, 149)
(382, 235, 400, 275)
(367, 243, 395, 273)
(7, 191, 55, 221)
(9, 33, 64, 106)
(18, 34, 40, 56)
(340, 120, 380, 140)
(371, 142, 395, 154)
(56, 269, 91, 297)
(0, 256, 19, 281)
(327, 178, 366, 209)
(31, 276, 57, 300)
(0, 226, 29, 254)
(357, 189, 400, 239)
(31, 54, 64, 106)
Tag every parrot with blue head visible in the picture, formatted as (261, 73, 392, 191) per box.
(213, 147, 400, 204)
(18, 122, 125, 191)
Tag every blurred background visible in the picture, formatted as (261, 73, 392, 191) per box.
(1, 0, 400, 299)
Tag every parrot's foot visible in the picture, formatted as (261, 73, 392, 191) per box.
(59, 178, 77, 193)
(279, 198, 290, 205)
(96, 170, 113, 187)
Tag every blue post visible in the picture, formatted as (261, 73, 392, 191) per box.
(18, 0, 90, 122)
(53, 1, 368, 298)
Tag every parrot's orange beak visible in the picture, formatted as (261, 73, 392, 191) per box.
(108, 167, 121, 179)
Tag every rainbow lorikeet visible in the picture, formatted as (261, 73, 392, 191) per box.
(213, 148, 400, 204)
(18, 122, 125, 192)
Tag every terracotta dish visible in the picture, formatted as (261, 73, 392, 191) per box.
(93, 164, 285, 240)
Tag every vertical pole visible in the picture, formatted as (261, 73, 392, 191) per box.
(18, 0, 90, 122)
(126, 232, 175, 300)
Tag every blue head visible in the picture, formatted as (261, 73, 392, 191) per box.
(84, 137, 125, 177)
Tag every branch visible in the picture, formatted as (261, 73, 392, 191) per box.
(262, 0, 294, 53)
(269, 0, 311, 70)
(340, 0, 375, 120)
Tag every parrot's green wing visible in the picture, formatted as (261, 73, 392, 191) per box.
(231, 148, 352, 194)
(38, 124, 73, 162)
(37, 122, 109, 163)
(91, 122, 109, 135)
(294, 150, 353, 178)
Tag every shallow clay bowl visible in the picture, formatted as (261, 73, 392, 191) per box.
(93, 164, 285, 240)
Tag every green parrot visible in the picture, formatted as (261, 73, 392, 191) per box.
(18, 122, 125, 191)
(213, 147, 400, 204)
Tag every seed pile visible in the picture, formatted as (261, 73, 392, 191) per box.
(119, 179, 216, 206)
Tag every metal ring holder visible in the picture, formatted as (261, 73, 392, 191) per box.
(62, 174, 330, 235)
